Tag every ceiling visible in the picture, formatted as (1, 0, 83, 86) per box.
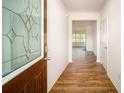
(63, 0, 106, 12)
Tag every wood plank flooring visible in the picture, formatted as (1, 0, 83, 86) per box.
(49, 48, 118, 93)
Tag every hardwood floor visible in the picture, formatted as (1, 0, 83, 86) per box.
(49, 48, 118, 93)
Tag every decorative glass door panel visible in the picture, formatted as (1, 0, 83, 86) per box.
(2, 0, 43, 77)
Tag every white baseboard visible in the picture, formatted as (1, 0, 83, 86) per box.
(47, 62, 69, 93)
(107, 72, 120, 93)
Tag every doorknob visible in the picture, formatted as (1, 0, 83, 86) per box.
(44, 57, 51, 61)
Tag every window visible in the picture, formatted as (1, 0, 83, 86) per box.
(72, 33, 86, 43)
(2, 0, 43, 77)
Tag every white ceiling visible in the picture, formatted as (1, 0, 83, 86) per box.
(63, 0, 106, 12)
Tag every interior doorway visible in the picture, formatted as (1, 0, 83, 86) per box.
(72, 21, 97, 63)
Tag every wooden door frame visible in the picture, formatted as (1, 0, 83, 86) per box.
(43, 0, 47, 92)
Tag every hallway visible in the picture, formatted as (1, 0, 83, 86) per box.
(49, 49, 118, 93)
(2, 0, 121, 92)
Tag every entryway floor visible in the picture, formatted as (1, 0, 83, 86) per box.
(49, 48, 118, 93)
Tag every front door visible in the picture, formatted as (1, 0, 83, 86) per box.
(2, 0, 47, 93)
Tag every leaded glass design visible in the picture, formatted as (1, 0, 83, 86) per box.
(2, 0, 42, 77)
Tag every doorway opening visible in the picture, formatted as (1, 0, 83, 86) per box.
(72, 20, 97, 63)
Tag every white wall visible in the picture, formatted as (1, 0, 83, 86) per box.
(86, 26, 94, 51)
(86, 23, 97, 54)
(47, 0, 69, 92)
(68, 12, 100, 62)
(100, 0, 121, 92)
(92, 23, 97, 55)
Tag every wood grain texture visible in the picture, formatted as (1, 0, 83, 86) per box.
(49, 48, 118, 93)
(3, 60, 44, 93)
